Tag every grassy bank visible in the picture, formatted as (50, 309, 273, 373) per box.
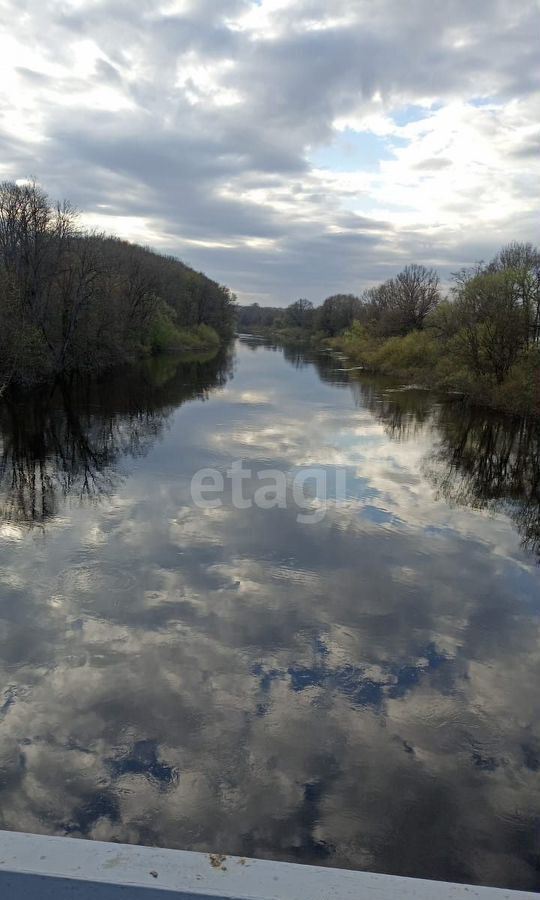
(332, 323, 540, 419)
(240, 325, 326, 346)
(149, 318, 221, 354)
(238, 244, 540, 421)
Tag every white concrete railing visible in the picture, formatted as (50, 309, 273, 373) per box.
(0, 829, 533, 899)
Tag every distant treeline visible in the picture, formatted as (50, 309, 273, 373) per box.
(0, 181, 236, 385)
(237, 293, 362, 337)
(238, 246, 540, 418)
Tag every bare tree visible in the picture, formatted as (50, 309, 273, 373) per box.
(361, 265, 440, 336)
(0, 181, 236, 383)
(393, 264, 440, 332)
(489, 242, 540, 347)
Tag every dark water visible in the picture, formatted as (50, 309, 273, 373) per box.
(0, 338, 539, 891)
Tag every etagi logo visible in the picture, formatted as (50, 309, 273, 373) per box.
(191, 460, 347, 525)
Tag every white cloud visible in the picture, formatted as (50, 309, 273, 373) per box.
(0, 0, 538, 302)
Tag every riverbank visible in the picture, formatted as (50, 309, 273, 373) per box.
(237, 326, 322, 346)
(0, 327, 223, 392)
(246, 326, 540, 421)
(149, 322, 221, 355)
(330, 327, 540, 420)
(237, 243, 540, 421)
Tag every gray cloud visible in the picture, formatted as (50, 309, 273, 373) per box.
(413, 157, 453, 171)
(0, 0, 538, 303)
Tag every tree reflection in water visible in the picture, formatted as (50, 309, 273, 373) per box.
(0, 338, 538, 890)
(0, 348, 232, 528)
(343, 370, 540, 560)
(236, 338, 540, 560)
(427, 407, 540, 559)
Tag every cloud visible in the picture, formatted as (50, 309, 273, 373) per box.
(0, 0, 538, 303)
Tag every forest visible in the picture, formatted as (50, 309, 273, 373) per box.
(0, 181, 236, 386)
(237, 244, 540, 418)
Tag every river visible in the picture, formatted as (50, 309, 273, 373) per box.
(0, 337, 538, 891)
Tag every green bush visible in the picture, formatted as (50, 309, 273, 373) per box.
(335, 325, 438, 379)
(175, 324, 220, 352)
(334, 323, 540, 419)
(369, 330, 439, 376)
(149, 307, 219, 354)
(493, 349, 540, 417)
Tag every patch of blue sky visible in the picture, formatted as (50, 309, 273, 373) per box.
(469, 97, 498, 108)
(310, 129, 396, 173)
(345, 196, 417, 216)
(391, 103, 439, 127)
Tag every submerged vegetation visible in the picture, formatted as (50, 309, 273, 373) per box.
(237, 246, 540, 418)
(0, 181, 235, 385)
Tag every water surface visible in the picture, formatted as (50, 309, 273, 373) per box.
(0, 338, 539, 890)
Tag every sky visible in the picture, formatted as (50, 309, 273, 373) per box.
(0, 0, 538, 306)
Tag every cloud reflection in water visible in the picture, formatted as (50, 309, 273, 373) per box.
(0, 338, 538, 891)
